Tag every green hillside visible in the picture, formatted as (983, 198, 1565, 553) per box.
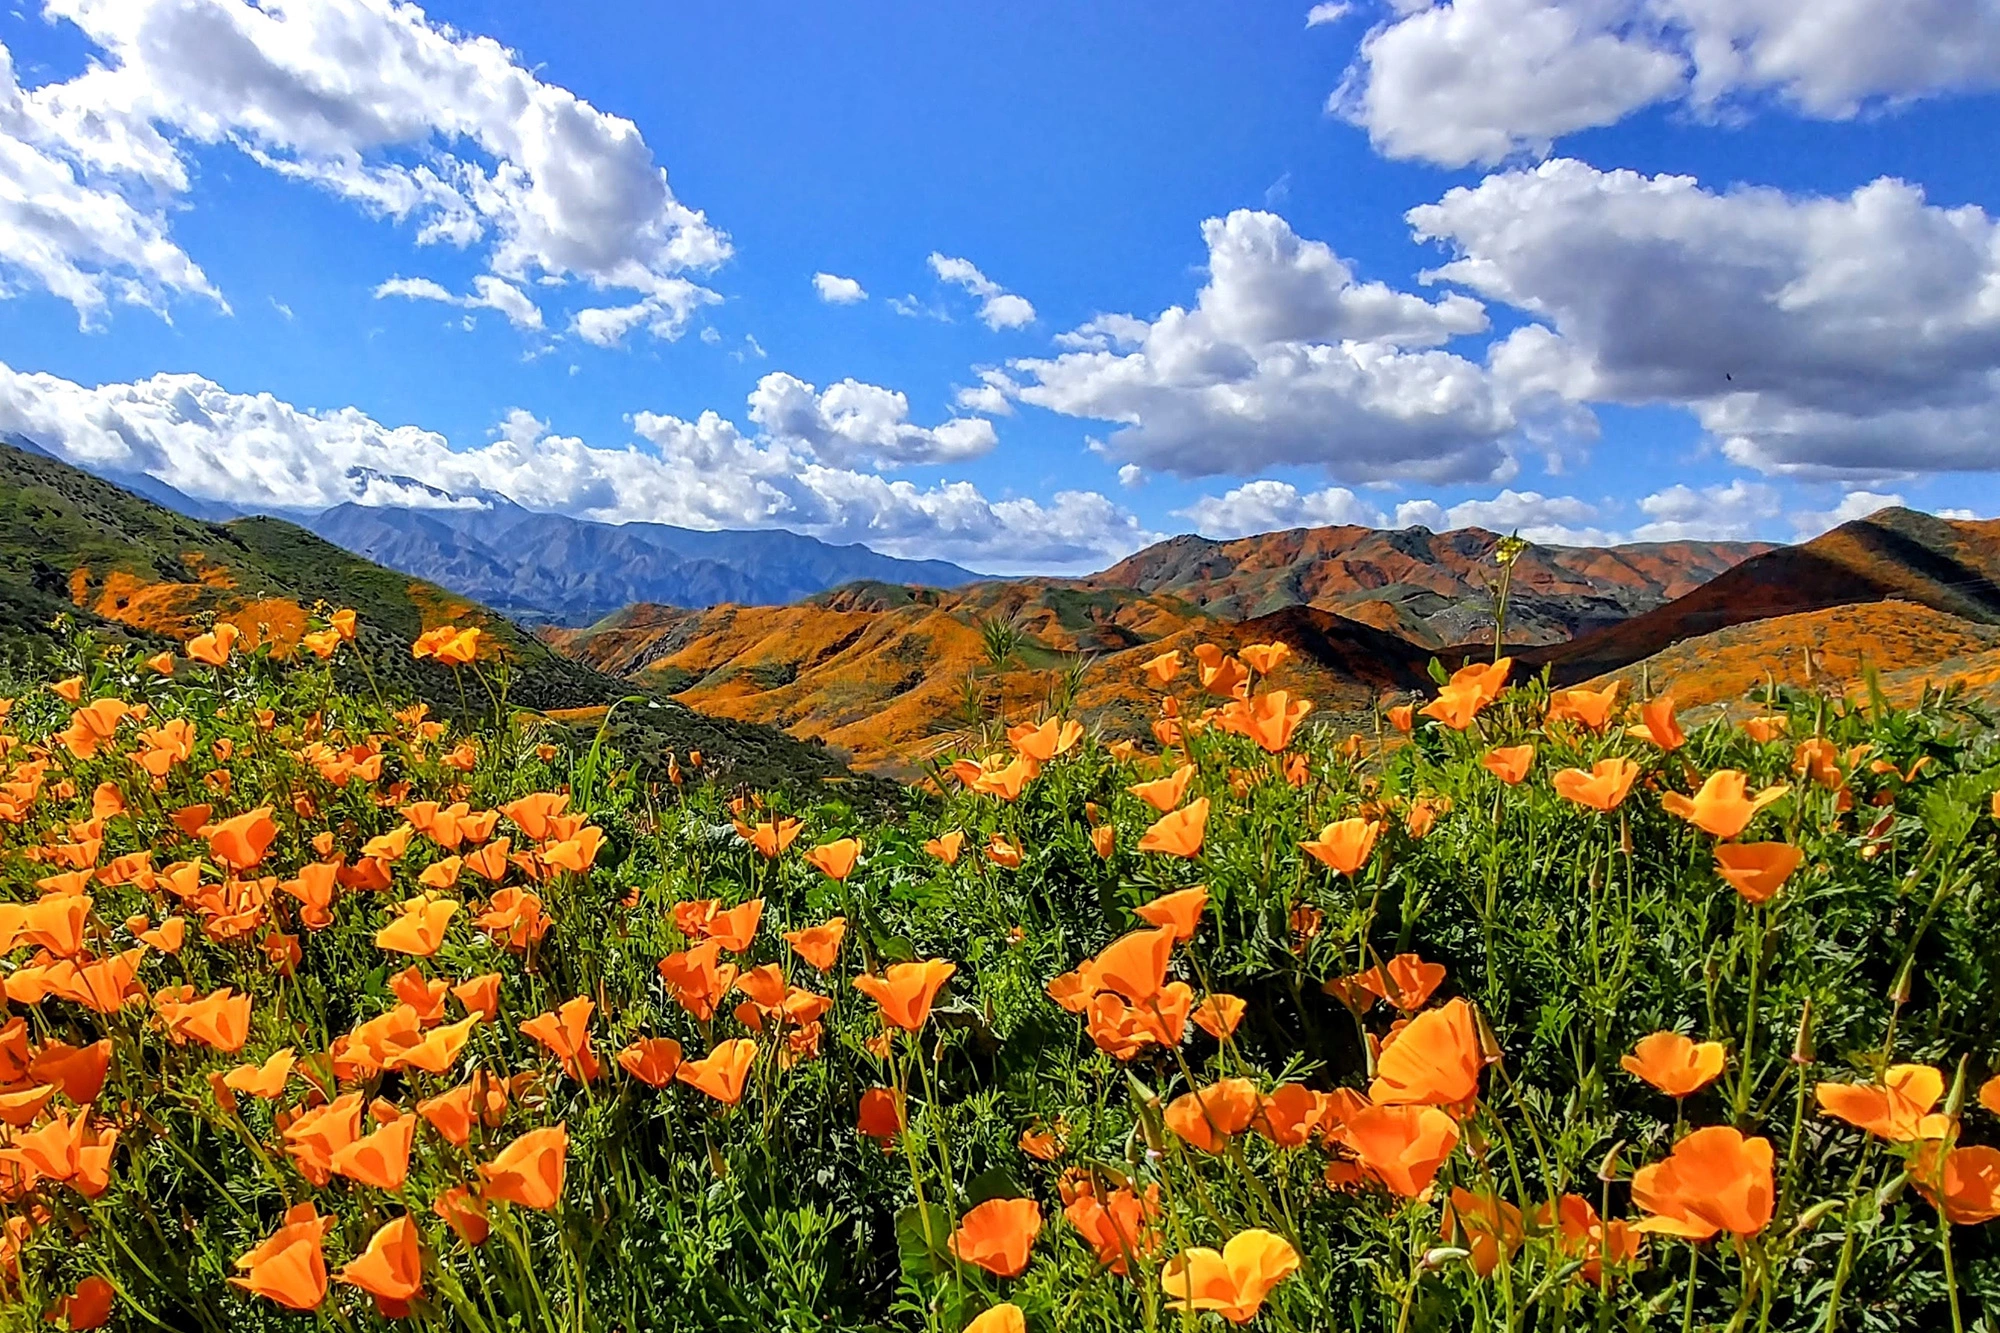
(0, 441, 881, 796)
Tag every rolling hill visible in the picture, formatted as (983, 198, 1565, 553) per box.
(0, 441, 879, 795)
(1083, 525, 1771, 647)
(544, 581, 1440, 775)
(1530, 508, 2000, 684)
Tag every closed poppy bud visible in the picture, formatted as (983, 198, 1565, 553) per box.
(1090, 825, 1115, 859)
(856, 1087, 906, 1142)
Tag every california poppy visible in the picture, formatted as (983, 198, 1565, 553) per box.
(785, 917, 847, 971)
(986, 833, 1024, 868)
(417, 1075, 508, 1149)
(1481, 745, 1535, 785)
(805, 838, 861, 881)
(658, 941, 740, 1021)
(207, 807, 278, 871)
(52, 1274, 115, 1330)
(229, 1201, 331, 1310)
(1662, 770, 1789, 839)
(393, 1015, 478, 1076)
(452, 972, 502, 1021)
(676, 1038, 759, 1104)
(1129, 764, 1195, 814)
(1336, 953, 1446, 1012)
(1910, 1141, 2000, 1225)
(1629, 695, 1686, 750)
(1540, 1194, 1643, 1283)
(330, 1112, 415, 1191)
(1443, 1188, 1525, 1278)
(1816, 1065, 1952, 1141)
(1714, 842, 1803, 905)
(1064, 1181, 1160, 1275)
(949, 1197, 1041, 1278)
(1165, 1079, 1260, 1153)
(375, 895, 458, 956)
(617, 1037, 684, 1087)
(1191, 993, 1246, 1041)
(1551, 758, 1640, 813)
(1546, 682, 1620, 732)
(1630, 1126, 1774, 1238)
(223, 1048, 296, 1100)
(479, 1124, 568, 1210)
(742, 819, 802, 858)
(856, 1086, 906, 1142)
(923, 831, 964, 864)
(1341, 1103, 1460, 1198)
(1300, 818, 1379, 876)
(1161, 1229, 1300, 1324)
(520, 995, 601, 1083)
(1622, 1031, 1726, 1097)
(1387, 703, 1414, 733)
(172, 987, 254, 1052)
(1368, 998, 1483, 1107)
(1193, 644, 1249, 698)
(31, 1039, 110, 1105)
(1134, 886, 1208, 941)
(186, 622, 241, 667)
(966, 1306, 1025, 1333)
(338, 1214, 423, 1315)
(434, 1183, 491, 1246)
(854, 959, 957, 1031)
(707, 899, 764, 952)
(1137, 798, 1208, 857)
(1089, 927, 1174, 1005)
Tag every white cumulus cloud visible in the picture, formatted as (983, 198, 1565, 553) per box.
(1338, 0, 2000, 168)
(1176, 481, 1387, 538)
(928, 253, 1037, 330)
(812, 272, 867, 304)
(374, 274, 543, 330)
(1, 0, 727, 332)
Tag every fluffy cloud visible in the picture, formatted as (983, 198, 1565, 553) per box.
(812, 272, 867, 304)
(745, 373, 997, 468)
(1306, 3, 1352, 25)
(374, 275, 543, 330)
(928, 253, 1036, 330)
(1176, 481, 1386, 538)
(1399, 488, 1620, 544)
(0, 359, 1143, 569)
(1413, 162, 2000, 477)
(1628, 479, 1782, 541)
(1009, 209, 1518, 482)
(1789, 489, 1906, 538)
(953, 369, 1016, 417)
(1339, 0, 2000, 167)
(2, 0, 726, 329)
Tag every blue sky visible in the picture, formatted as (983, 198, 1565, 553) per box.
(1, 0, 1998, 572)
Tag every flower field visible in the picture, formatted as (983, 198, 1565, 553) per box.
(1, 615, 1998, 1332)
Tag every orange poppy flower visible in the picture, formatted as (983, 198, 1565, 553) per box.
(30, 1039, 111, 1104)
(972, 756, 1038, 801)
(1010, 717, 1084, 761)
(1551, 758, 1640, 813)
(965, 1306, 1025, 1333)
(1300, 816, 1380, 876)
(1981, 1074, 2000, 1117)
(616, 1037, 684, 1087)
(1629, 695, 1686, 750)
(1630, 1126, 1774, 1238)
(1793, 737, 1843, 788)
(1165, 1078, 1260, 1153)
(392, 1015, 478, 1076)
(784, 917, 847, 971)
(1240, 641, 1293, 675)
(480, 1124, 568, 1210)
(1128, 764, 1196, 813)
(1713, 842, 1803, 905)
(434, 1183, 491, 1246)
(1340, 1103, 1459, 1197)
(172, 987, 254, 1052)
(501, 792, 570, 841)
(1622, 1031, 1726, 1097)
(1090, 824, 1116, 858)
(375, 895, 459, 956)
(186, 623, 241, 667)
(741, 818, 802, 858)
(1443, 1187, 1525, 1277)
(1141, 649, 1182, 687)
(207, 806, 278, 871)
(1539, 1194, 1643, 1283)
(804, 838, 861, 881)
(543, 826, 604, 874)
(452, 972, 502, 1020)
(1138, 798, 1208, 857)
(417, 1075, 508, 1149)
(1193, 644, 1249, 698)
(1419, 684, 1487, 731)
(1064, 1182, 1161, 1275)
(856, 1086, 906, 1142)
(676, 1038, 759, 1104)
(338, 1214, 422, 1316)
(923, 830, 964, 864)
(1816, 1064, 1952, 1141)
(281, 1093, 363, 1185)
(1161, 1229, 1300, 1325)
(1740, 714, 1789, 744)
(1191, 993, 1246, 1041)
(1090, 926, 1174, 1005)
(1481, 745, 1535, 784)
(362, 825, 414, 861)
(1334, 952, 1446, 1012)
(390, 966, 450, 1023)
(229, 1201, 331, 1310)
(707, 898, 764, 952)
(658, 941, 740, 1021)
(1661, 770, 1789, 839)
(1546, 682, 1621, 732)
(1368, 997, 1483, 1107)
(1910, 1141, 2000, 1225)
(1133, 886, 1208, 942)
(330, 1113, 415, 1191)
(520, 995, 601, 1083)
(854, 959, 957, 1031)
(986, 833, 1024, 868)
(52, 1274, 115, 1330)
(950, 1197, 1042, 1278)
(1387, 703, 1414, 733)
(1238, 691, 1312, 753)
(223, 1048, 296, 1100)
(0, 1084, 54, 1128)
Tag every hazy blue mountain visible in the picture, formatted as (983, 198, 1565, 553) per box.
(302, 494, 984, 624)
